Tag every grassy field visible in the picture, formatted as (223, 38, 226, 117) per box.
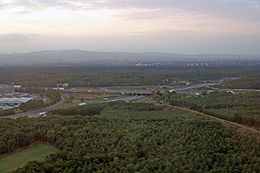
(0, 144, 58, 173)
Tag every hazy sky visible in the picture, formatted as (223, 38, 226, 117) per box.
(0, 0, 260, 54)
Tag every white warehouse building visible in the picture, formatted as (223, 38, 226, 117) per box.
(0, 97, 33, 105)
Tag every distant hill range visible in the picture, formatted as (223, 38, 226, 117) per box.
(0, 49, 259, 66)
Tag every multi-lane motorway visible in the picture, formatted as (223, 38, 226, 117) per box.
(2, 95, 149, 119)
(2, 77, 257, 119)
(2, 95, 65, 119)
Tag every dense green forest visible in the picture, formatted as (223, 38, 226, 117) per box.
(153, 91, 260, 128)
(218, 76, 260, 89)
(0, 66, 259, 87)
(0, 102, 259, 172)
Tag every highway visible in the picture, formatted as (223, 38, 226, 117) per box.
(2, 95, 149, 119)
(2, 95, 65, 119)
(215, 88, 260, 92)
(182, 82, 219, 90)
(2, 77, 257, 119)
(79, 96, 149, 106)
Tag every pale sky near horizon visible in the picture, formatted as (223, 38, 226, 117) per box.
(0, 0, 260, 54)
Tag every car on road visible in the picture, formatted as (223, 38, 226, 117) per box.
(78, 103, 87, 106)
(39, 112, 47, 117)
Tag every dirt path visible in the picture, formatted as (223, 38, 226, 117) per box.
(164, 105, 260, 140)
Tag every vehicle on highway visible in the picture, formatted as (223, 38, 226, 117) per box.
(39, 112, 47, 117)
(78, 103, 87, 106)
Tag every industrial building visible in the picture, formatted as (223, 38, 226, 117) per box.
(0, 97, 33, 110)
(0, 97, 33, 104)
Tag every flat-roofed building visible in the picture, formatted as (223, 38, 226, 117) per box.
(0, 97, 33, 105)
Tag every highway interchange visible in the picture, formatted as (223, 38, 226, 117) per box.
(2, 95, 149, 119)
(2, 77, 259, 119)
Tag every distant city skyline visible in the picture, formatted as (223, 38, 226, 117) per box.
(0, 0, 260, 55)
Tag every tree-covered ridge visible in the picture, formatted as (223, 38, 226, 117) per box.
(0, 102, 259, 172)
(154, 91, 260, 128)
(0, 66, 259, 87)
